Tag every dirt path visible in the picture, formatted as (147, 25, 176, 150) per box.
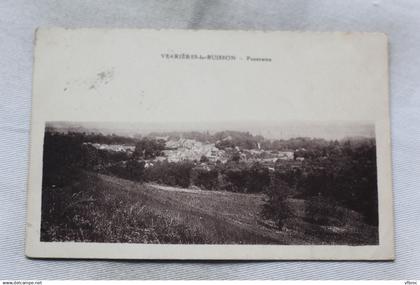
(145, 182, 263, 198)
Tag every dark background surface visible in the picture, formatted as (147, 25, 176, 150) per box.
(1, 0, 419, 279)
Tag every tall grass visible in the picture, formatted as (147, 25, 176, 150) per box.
(41, 172, 205, 243)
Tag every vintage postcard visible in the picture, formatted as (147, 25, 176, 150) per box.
(26, 28, 394, 260)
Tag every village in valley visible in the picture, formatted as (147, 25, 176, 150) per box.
(41, 123, 379, 245)
(83, 134, 301, 173)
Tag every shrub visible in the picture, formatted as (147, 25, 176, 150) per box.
(246, 162, 270, 193)
(133, 137, 165, 159)
(261, 174, 294, 229)
(144, 161, 194, 188)
(191, 167, 219, 190)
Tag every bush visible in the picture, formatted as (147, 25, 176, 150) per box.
(220, 163, 248, 192)
(133, 138, 165, 159)
(144, 161, 194, 188)
(191, 167, 219, 190)
(261, 173, 294, 228)
(246, 162, 270, 193)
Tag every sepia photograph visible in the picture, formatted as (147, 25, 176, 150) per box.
(41, 121, 379, 246)
(25, 29, 393, 259)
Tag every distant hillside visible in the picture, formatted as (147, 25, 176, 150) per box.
(46, 121, 374, 141)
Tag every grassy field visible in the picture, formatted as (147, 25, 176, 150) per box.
(41, 172, 378, 244)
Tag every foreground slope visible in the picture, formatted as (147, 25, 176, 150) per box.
(41, 172, 377, 244)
